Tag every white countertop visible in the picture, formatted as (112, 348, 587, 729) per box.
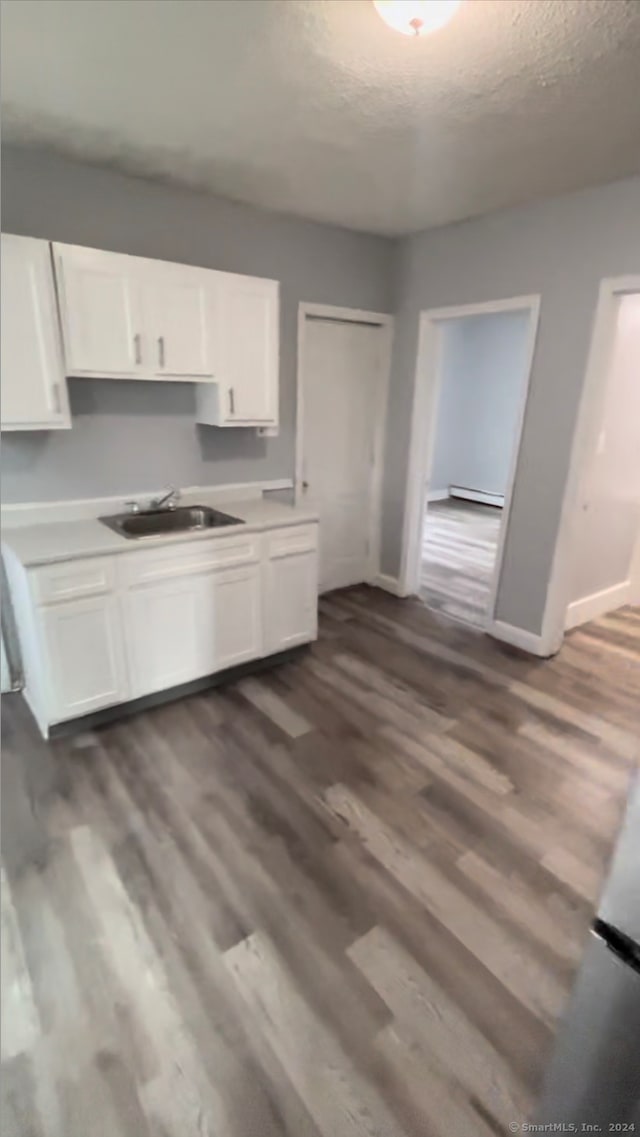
(2, 498, 318, 567)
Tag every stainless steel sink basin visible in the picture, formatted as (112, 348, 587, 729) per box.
(99, 505, 244, 539)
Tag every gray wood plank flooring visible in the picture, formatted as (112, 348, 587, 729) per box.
(420, 498, 501, 627)
(2, 588, 638, 1137)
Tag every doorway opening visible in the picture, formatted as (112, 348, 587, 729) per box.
(564, 289, 640, 629)
(296, 303, 393, 594)
(401, 297, 541, 632)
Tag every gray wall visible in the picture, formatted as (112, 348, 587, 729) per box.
(430, 310, 531, 497)
(3, 145, 640, 642)
(0, 145, 393, 502)
(381, 175, 640, 636)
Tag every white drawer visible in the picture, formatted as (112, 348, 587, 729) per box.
(121, 533, 260, 586)
(266, 524, 318, 559)
(31, 556, 116, 604)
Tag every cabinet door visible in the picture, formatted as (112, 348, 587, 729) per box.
(265, 551, 318, 654)
(222, 275, 279, 423)
(41, 595, 128, 722)
(202, 565, 263, 672)
(146, 262, 216, 379)
(54, 243, 144, 377)
(1, 234, 70, 431)
(124, 577, 203, 698)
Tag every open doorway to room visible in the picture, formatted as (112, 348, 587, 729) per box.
(400, 297, 540, 632)
(564, 288, 640, 630)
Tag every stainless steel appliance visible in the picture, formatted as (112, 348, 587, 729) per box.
(535, 773, 640, 1127)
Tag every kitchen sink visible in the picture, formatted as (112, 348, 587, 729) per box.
(99, 505, 244, 539)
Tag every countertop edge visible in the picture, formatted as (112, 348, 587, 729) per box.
(2, 506, 319, 569)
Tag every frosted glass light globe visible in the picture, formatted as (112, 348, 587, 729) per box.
(373, 0, 462, 37)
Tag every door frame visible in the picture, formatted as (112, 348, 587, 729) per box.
(541, 274, 640, 649)
(295, 302, 394, 584)
(398, 294, 541, 640)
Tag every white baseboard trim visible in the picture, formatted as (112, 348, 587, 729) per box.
(1, 479, 294, 527)
(488, 619, 549, 657)
(427, 489, 450, 503)
(565, 580, 631, 631)
(372, 573, 405, 597)
(450, 486, 504, 508)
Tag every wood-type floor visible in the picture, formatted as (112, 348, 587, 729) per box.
(420, 498, 502, 627)
(2, 587, 639, 1137)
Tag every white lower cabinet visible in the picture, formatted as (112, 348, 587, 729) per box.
(7, 521, 318, 737)
(202, 565, 263, 672)
(124, 576, 204, 699)
(264, 525, 319, 653)
(265, 550, 318, 653)
(125, 563, 263, 698)
(41, 594, 128, 722)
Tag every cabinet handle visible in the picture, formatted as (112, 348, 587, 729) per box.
(229, 387, 235, 415)
(158, 336, 165, 368)
(134, 333, 142, 365)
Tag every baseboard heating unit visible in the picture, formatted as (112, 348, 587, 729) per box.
(449, 485, 504, 508)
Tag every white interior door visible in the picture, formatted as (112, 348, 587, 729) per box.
(300, 316, 384, 593)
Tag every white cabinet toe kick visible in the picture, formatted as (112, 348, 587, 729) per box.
(3, 523, 318, 738)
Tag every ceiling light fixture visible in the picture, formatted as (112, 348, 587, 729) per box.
(373, 0, 462, 37)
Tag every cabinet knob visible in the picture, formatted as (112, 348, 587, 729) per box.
(302, 481, 309, 491)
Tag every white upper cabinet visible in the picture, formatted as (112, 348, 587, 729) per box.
(224, 275, 279, 423)
(1, 234, 71, 431)
(197, 274, 279, 427)
(143, 260, 217, 379)
(54, 244, 144, 378)
(49, 241, 279, 420)
(53, 243, 218, 382)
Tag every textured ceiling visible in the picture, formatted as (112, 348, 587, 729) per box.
(2, 0, 640, 236)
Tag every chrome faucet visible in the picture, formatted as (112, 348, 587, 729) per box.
(150, 486, 181, 511)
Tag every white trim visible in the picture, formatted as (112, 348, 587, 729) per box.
(1, 479, 294, 527)
(24, 687, 50, 739)
(449, 487, 504, 508)
(372, 572, 404, 596)
(427, 489, 450, 503)
(565, 581, 631, 631)
(399, 294, 541, 646)
(295, 302, 393, 584)
(541, 275, 640, 653)
(489, 620, 549, 657)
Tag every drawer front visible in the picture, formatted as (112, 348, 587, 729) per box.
(121, 533, 260, 587)
(266, 524, 318, 560)
(31, 556, 116, 604)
